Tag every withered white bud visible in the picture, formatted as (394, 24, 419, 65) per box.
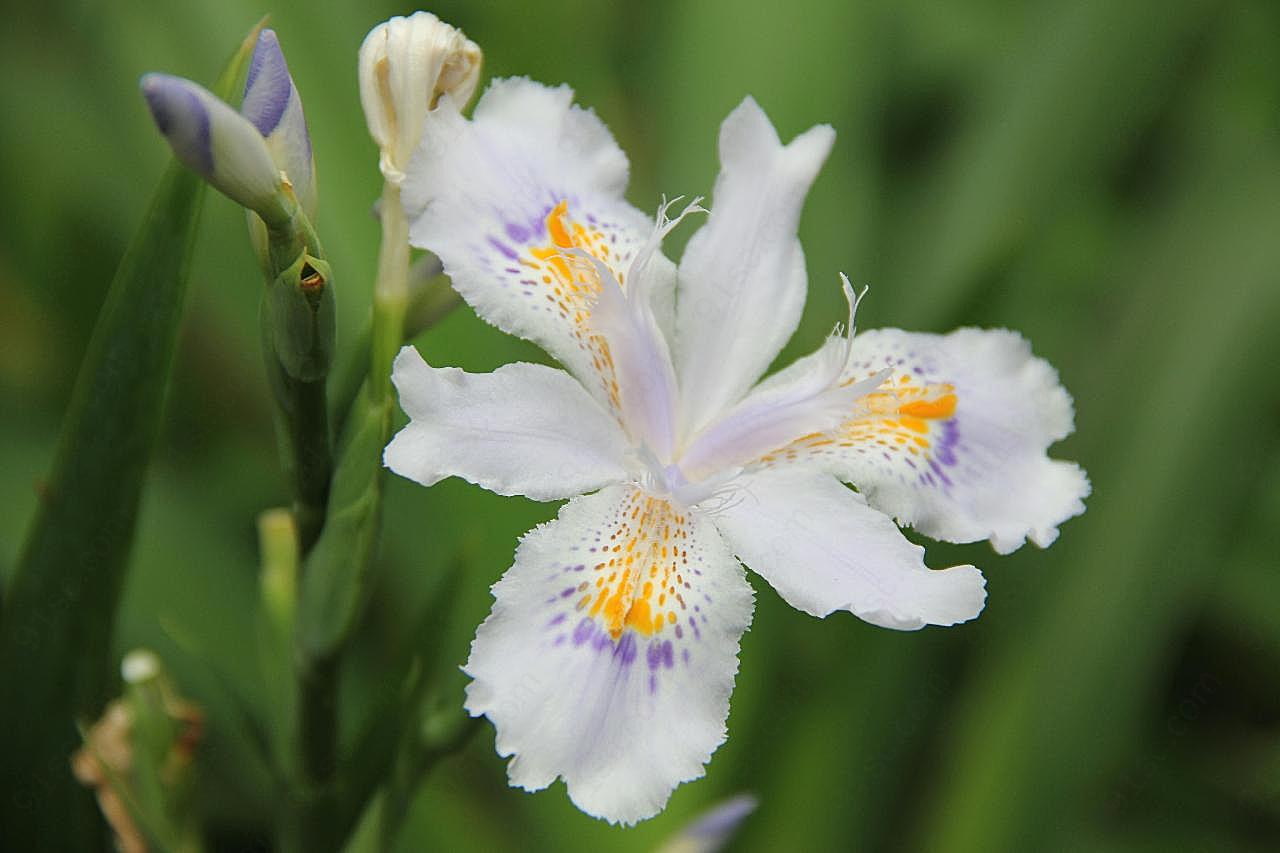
(358, 11, 482, 186)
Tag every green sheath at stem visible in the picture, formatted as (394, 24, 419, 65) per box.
(259, 217, 335, 555)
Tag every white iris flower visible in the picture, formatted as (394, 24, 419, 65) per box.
(384, 79, 1089, 824)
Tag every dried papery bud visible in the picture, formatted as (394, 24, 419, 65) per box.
(72, 651, 204, 853)
(358, 11, 482, 185)
(72, 701, 145, 853)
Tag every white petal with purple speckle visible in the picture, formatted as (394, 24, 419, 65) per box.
(464, 485, 753, 825)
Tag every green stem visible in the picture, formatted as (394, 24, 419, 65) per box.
(279, 646, 337, 853)
(288, 180, 410, 852)
(329, 319, 372, 439)
(299, 655, 338, 784)
(263, 344, 331, 553)
(287, 375, 330, 553)
(329, 253, 454, 439)
(371, 181, 409, 404)
(257, 197, 333, 555)
(291, 652, 339, 852)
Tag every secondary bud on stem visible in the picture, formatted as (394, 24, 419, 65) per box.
(258, 507, 300, 634)
(404, 254, 462, 339)
(266, 251, 335, 382)
(359, 11, 482, 185)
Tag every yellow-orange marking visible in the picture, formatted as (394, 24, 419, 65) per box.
(580, 490, 690, 639)
(757, 371, 960, 466)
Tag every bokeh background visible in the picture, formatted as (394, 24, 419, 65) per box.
(3, 0, 1280, 850)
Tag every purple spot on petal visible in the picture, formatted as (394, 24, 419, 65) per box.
(548, 613, 567, 627)
(572, 618, 595, 646)
(614, 632, 637, 664)
(682, 648, 691, 664)
(661, 640, 674, 669)
(674, 625, 683, 639)
(487, 236, 518, 260)
(935, 419, 960, 466)
(649, 673, 658, 694)
(559, 587, 576, 599)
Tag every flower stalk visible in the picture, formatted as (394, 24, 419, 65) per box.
(284, 19, 483, 847)
(371, 181, 410, 404)
(142, 29, 334, 553)
(329, 254, 455, 439)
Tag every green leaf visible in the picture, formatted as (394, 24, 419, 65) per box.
(881, 0, 1216, 329)
(0, 26, 261, 849)
(0, 159, 205, 851)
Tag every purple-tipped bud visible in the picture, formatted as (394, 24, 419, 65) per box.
(242, 30, 316, 220)
(141, 73, 285, 219)
(658, 794, 758, 853)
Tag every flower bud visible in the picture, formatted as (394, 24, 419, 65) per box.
(242, 29, 317, 220)
(257, 506, 299, 633)
(404, 254, 462, 339)
(141, 72, 288, 223)
(358, 11, 482, 185)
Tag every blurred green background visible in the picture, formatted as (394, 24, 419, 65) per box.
(3, 0, 1280, 850)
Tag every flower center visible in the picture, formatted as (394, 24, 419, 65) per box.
(636, 446, 740, 509)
